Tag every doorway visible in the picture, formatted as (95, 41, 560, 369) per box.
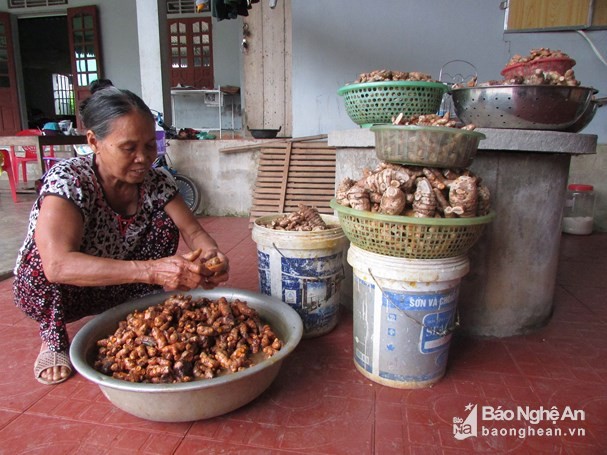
(17, 15, 74, 130)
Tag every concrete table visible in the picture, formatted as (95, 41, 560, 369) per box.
(328, 128, 597, 338)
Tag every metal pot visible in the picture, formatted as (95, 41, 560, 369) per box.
(248, 126, 282, 139)
(451, 85, 596, 131)
(69, 288, 303, 422)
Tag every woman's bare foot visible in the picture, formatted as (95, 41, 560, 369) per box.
(35, 343, 72, 384)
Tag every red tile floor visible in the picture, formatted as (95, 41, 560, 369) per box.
(0, 216, 606, 454)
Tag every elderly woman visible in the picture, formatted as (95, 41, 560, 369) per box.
(13, 86, 229, 385)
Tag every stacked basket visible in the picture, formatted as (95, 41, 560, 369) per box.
(331, 101, 495, 388)
(337, 79, 448, 128)
(331, 123, 494, 260)
(336, 70, 494, 259)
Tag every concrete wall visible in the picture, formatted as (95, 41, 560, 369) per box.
(291, 0, 607, 143)
(165, 139, 260, 216)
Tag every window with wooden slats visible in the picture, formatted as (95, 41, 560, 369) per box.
(167, 0, 209, 15)
(9, 0, 67, 8)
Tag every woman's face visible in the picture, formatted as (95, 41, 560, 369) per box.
(89, 110, 157, 184)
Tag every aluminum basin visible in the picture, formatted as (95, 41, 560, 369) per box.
(69, 288, 303, 422)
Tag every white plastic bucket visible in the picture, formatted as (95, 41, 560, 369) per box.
(252, 215, 349, 337)
(348, 245, 469, 388)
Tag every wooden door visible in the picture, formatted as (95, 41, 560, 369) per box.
(67, 5, 103, 129)
(168, 17, 214, 89)
(0, 13, 22, 135)
(242, 0, 292, 136)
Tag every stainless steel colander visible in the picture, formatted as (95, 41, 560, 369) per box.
(451, 85, 596, 131)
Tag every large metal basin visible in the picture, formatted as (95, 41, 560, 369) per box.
(69, 288, 303, 422)
(451, 85, 596, 130)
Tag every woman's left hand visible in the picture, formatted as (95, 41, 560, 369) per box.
(198, 249, 230, 289)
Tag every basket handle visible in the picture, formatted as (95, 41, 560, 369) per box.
(439, 59, 478, 87)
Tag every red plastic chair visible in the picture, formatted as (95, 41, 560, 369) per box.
(12, 129, 55, 184)
(0, 149, 18, 202)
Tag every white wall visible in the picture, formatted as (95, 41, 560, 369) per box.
(212, 16, 243, 87)
(96, 0, 142, 95)
(291, 0, 607, 143)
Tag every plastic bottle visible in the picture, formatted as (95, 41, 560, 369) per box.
(155, 123, 166, 156)
(562, 184, 595, 235)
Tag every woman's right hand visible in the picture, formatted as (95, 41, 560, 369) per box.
(149, 249, 205, 291)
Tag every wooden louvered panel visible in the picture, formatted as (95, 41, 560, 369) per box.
(249, 137, 336, 224)
(288, 167, 335, 173)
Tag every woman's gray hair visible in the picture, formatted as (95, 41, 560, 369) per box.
(79, 86, 155, 140)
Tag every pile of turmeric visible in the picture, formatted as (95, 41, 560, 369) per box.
(336, 162, 490, 218)
(505, 48, 573, 66)
(94, 294, 283, 383)
(262, 204, 328, 231)
(354, 69, 434, 83)
(455, 48, 580, 88)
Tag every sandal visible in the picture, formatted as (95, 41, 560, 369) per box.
(34, 349, 72, 385)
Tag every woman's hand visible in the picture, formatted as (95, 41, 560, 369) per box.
(149, 248, 206, 291)
(163, 196, 230, 289)
(150, 248, 229, 291)
(199, 250, 230, 290)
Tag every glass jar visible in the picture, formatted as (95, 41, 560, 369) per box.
(562, 184, 595, 235)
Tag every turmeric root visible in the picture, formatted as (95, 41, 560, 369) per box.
(413, 178, 437, 217)
(346, 184, 371, 212)
(449, 175, 478, 217)
(477, 184, 491, 216)
(204, 256, 224, 274)
(336, 178, 355, 207)
(380, 182, 407, 215)
(298, 203, 327, 229)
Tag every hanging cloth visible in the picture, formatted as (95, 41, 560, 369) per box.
(212, 0, 252, 21)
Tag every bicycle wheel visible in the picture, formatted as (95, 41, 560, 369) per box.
(174, 174, 201, 212)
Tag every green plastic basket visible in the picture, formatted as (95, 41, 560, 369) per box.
(330, 199, 495, 259)
(370, 124, 486, 168)
(337, 81, 448, 128)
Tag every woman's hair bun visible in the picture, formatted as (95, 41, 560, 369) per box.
(89, 79, 114, 94)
